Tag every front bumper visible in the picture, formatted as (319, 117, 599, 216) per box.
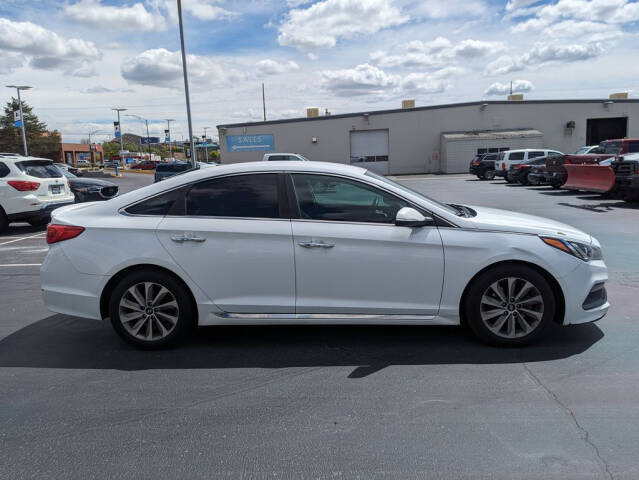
(559, 259, 609, 325)
(614, 174, 639, 192)
(494, 169, 506, 178)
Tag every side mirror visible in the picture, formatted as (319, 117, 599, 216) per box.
(395, 207, 433, 227)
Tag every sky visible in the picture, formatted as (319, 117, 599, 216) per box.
(1, 0, 639, 143)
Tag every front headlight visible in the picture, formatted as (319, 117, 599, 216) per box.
(541, 237, 602, 261)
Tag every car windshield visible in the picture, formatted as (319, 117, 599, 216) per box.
(57, 167, 76, 178)
(574, 147, 589, 154)
(601, 141, 621, 154)
(365, 170, 461, 216)
(16, 160, 63, 178)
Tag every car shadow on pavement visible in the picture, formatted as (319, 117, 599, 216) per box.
(3, 224, 47, 236)
(557, 201, 638, 213)
(0, 315, 604, 378)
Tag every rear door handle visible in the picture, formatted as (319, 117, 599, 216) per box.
(298, 241, 334, 249)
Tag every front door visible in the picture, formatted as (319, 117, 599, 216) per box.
(157, 173, 295, 313)
(289, 173, 444, 316)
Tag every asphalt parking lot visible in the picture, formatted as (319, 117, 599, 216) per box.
(1, 172, 639, 479)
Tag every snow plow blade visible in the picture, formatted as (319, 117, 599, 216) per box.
(563, 164, 615, 193)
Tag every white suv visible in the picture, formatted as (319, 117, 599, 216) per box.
(495, 149, 563, 180)
(262, 153, 310, 161)
(0, 155, 75, 232)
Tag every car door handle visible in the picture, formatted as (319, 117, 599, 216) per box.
(298, 241, 334, 249)
(171, 233, 206, 243)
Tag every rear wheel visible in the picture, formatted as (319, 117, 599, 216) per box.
(464, 264, 555, 347)
(27, 216, 50, 227)
(550, 180, 563, 189)
(484, 169, 496, 180)
(109, 269, 194, 349)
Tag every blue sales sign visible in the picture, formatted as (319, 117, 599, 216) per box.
(226, 134, 274, 153)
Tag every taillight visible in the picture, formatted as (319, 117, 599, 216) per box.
(46, 224, 85, 244)
(472, 160, 480, 165)
(502, 163, 506, 170)
(516, 164, 529, 169)
(8, 180, 40, 191)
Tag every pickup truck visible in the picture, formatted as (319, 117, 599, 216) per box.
(612, 153, 639, 202)
(544, 153, 614, 188)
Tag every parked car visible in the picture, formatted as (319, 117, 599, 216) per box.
(262, 153, 310, 161)
(527, 163, 548, 186)
(495, 149, 563, 181)
(155, 162, 217, 183)
(104, 160, 120, 168)
(129, 161, 156, 170)
(544, 153, 613, 189)
(469, 153, 498, 180)
(0, 155, 74, 231)
(597, 138, 639, 155)
(506, 157, 549, 185)
(41, 161, 608, 349)
(611, 152, 639, 202)
(56, 166, 119, 202)
(76, 158, 91, 167)
(57, 163, 82, 176)
(574, 145, 602, 155)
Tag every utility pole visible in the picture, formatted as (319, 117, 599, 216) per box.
(112, 108, 127, 160)
(6, 85, 32, 156)
(177, 0, 196, 168)
(203, 126, 211, 162)
(262, 83, 266, 121)
(165, 118, 175, 160)
(88, 129, 99, 164)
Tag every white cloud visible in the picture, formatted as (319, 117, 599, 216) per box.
(505, 0, 543, 12)
(404, 0, 488, 19)
(255, 59, 300, 75)
(177, 0, 236, 21)
(0, 18, 101, 76)
(484, 79, 534, 96)
(401, 73, 449, 94)
(121, 48, 243, 89)
(371, 37, 505, 68)
(63, 0, 167, 31)
(485, 42, 604, 75)
(0, 51, 23, 74)
(278, 0, 409, 52)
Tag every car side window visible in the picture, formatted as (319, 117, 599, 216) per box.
(125, 187, 185, 216)
(628, 141, 639, 153)
(509, 152, 525, 161)
(528, 151, 544, 158)
(548, 151, 562, 157)
(291, 174, 409, 224)
(185, 173, 279, 218)
(0, 162, 9, 178)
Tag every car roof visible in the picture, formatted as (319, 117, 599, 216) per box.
(0, 155, 53, 163)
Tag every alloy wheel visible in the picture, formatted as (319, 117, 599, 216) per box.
(118, 282, 179, 341)
(479, 277, 544, 339)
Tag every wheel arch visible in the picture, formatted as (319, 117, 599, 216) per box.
(99, 264, 198, 321)
(459, 260, 565, 327)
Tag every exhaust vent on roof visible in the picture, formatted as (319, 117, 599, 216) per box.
(401, 99, 415, 109)
(306, 107, 320, 118)
(609, 92, 628, 99)
(507, 94, 524, 101)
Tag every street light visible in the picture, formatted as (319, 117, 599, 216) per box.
(165, 118, 176, 160)
(203, 126, 211, 162)
(88, 129, 100, 165)
(6, 85, 32, 156)
(177, 0, 196, 168)
(125, 114, 152, 156)
(112, 108, 127, 160)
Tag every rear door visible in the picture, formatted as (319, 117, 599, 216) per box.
(289, 173, 444, 316)
(156, 173, 296, 313)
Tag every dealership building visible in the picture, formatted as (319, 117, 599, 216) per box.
(217, 96, 639, 175)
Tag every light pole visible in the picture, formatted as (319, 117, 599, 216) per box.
(88, 129, 99, 164)
(112, 108, 127, 160)
(203, 126, 211, 162)
(6, 85, 32, 156)
(177, 0, 196, 168)
(165, 118, 175, 160)
(125, 114, 152, 157)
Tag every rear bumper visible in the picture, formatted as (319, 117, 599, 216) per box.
(7, 199, 75, 222)
(494, 170, 506, 177)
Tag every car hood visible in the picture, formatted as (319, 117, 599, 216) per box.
(69, 177, 116, 187)
(465, 205, 592, 244)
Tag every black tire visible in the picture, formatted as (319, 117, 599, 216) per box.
(464, 264, 556, 347)
(109, 269, 195, 349)
(519, 177, 530, 186)
(550, 181, 563, 189)
(484, 170, 496, 181)
(27, 216, 50, 227)
(477, 174, 484, 180)
(0, 207, 8, 233)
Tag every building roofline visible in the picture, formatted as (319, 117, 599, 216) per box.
(217, 98, 639, 129)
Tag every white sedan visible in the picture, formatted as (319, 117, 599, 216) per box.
(41, 161, 609, 348)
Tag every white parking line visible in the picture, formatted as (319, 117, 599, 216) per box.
(0, 232, 46, 247)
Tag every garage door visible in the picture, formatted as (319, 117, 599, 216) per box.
(350, 130, 389, 175)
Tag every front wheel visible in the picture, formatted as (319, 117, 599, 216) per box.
(464, 265, 555, 347)
(109, 269, 194, 349)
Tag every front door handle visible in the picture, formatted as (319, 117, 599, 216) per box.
(171, 232, 206, 243)
(298, 241, 334, 249)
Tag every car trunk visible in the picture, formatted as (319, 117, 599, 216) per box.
(15, 160, 71, 201)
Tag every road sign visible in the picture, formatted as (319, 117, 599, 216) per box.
(226, 134, 274, 153)
(13, 109, 22, 128)
(140, 137, 160, 145)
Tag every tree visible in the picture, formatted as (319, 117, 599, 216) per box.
(0, 98, 60, 158)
